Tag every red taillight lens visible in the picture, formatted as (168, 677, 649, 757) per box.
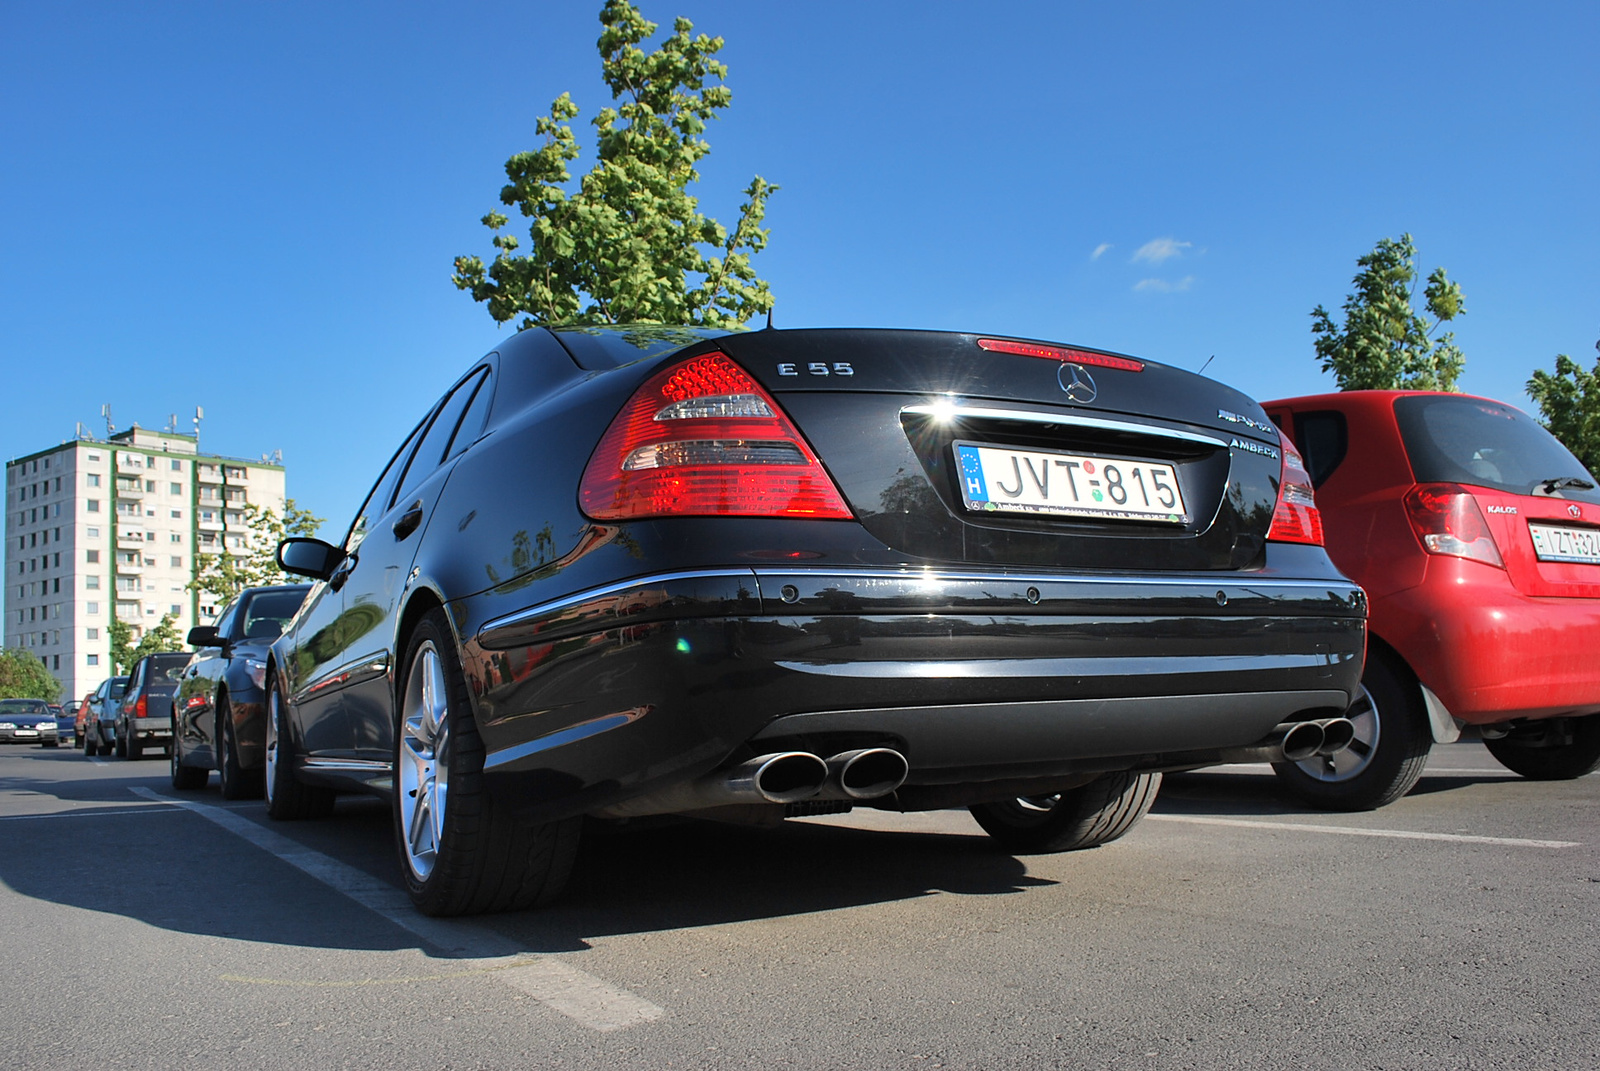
(1403, 483, 1505, 568)
(1266, 435, 1325, 545)
(579, 352, 853, 520)
(135, 695, 148, 720)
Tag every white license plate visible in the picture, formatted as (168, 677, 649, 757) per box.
(1529, 523, 1600, 564)
(15, 730, 37, 737)
(954, 441, 1188, 523)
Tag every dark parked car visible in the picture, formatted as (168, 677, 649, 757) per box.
(0, 699, 58, 745)
(114, 653, 188, 759)
(267, 326, 1366, 916)
(82, 677, 128, 757)
(52, 703, 75, 745)
(1265, 390, 1600, 808)
(172, 584, 311, 796)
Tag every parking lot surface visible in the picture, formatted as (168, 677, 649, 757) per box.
(1, 743, 1595, 1069)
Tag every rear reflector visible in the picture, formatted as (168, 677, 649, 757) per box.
(1266, 434, 1324, 545)
(580, 352, 853, 520)
(1403, 483, 1505, 568)
(976, 337, 1145, 372)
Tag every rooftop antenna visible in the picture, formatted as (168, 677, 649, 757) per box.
(764, 305, 774, 330)
(1197, 354, 1215, 375)
(193, 406, 204, 451)
(167, 413, 178, 433)
(75, 422, 87, 440)
(101, 404, 115, 437)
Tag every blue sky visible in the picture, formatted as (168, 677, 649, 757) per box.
(3, 0, 1596, 534)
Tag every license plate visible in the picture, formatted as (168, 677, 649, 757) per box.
(1529, 523, 1600, 564)
(954, 441, 1188, 523)
(15, 730, 37, 737)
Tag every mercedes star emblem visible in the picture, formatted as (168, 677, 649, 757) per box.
(1058, 362, 1098, 404)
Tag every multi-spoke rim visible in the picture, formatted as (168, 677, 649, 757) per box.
(399, 641, 451, 883)
(1293, 684, 1379, 782)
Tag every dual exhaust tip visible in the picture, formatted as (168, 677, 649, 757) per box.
(1279, 717, 1356, 762)
(738, 747, 910, 804)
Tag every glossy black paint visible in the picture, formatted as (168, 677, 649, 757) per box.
(174, 585, 311, 777)
(116, 653, 189, 754)
(266, 327, 1365, 824)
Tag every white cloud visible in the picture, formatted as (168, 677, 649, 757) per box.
(1134, 275, 1195, 293)
(1132, 238, 1192, 265)
(1091, 243, 1112, 260)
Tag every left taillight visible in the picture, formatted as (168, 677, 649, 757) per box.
(1266, 433, 1324, 545)
(134, 695, 148, 720)
(579, 352, 853, 521)
(1403, 483, 1504, 568)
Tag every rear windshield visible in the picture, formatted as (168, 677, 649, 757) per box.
(1395, 395, 1600, 503)
(550, 325, 738, 371)
(145, 654, 192, 684)
(0, 699, 48, 714)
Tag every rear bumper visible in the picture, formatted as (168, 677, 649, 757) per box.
(1374, 559, 1600, 722)
(460, 563, 1367, 823)
(127, 719, 172, 743)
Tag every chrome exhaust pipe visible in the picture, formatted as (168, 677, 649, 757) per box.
(813, 748, 910, 801)
(593, 751, 829, 819)
(1279, 721, 1326, 763)
(1315, 717, 1355, 756)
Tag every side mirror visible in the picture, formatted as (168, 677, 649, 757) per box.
(277, 537, 344, 581)
(187, 625, 221, 648)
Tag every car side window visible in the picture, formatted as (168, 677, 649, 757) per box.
(345, 420, 426, 555)
(389, 368, 489, 510)
(444, 370, 495, 463)
(1293, 411, 1349, 489)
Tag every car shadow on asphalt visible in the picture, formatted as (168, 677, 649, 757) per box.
(0, 751, 1056, 956)
(1155, 765, 1522, 816)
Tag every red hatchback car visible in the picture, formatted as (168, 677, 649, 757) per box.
(1263, 390, 1600, 808)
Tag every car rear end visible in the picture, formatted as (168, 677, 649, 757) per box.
(127, 654, 190, 750)
(450, 328, 1366, 823)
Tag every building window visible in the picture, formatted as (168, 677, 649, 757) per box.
(170, 510, 182, 519)
(87, 499, 99, 512)
(87, 628, 99, 640)
(87, 527, 99, 538)
(87, 653, 99, 666)
(170, 533, 181, 543)
(170, 556, 182, 567)
(87, 602, 98, 614)
(86, 550, 99, 563)
(170, 604, 181, 615)
(85, 576, 99, 589)
(169, 482, 181, 494)
(171, 459, 182, 471)
(53, 656, 59, 670)
(87, 453, 100, 462)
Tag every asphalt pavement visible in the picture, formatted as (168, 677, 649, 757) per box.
(1, 741, 1595, 1070)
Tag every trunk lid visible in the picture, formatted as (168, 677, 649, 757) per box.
(718, 330, 1285, 571)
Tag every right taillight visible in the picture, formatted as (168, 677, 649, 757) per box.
(1403, 483, 1505, 568)
(579, 352, 853, 521)
(1266, 434, 1324, 545)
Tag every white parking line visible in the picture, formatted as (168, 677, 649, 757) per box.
(1147, 813, 1580, 849)
(130, 787, 665, 1032)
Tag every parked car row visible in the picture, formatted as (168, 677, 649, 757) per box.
(49, 326, 1599, 920)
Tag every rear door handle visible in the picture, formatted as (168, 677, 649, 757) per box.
(392, 501, 424, 540)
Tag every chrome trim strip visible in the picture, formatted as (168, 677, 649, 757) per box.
(750, 567, 1359, 595)
(900, 404, 1231, 448)
(303, 757, 393, 773)
(290, 653, 390, 706)
(476, 568, 759, 642)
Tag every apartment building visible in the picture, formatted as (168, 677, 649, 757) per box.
(5, 426, 286, 704)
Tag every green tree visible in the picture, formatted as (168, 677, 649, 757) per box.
(108, 619, 136, 676)
(189, 499, 324, 607)
(1311, 234, 1467, 391)
(0, 648, 61, 701)
(452, 0, 776, 329)
(1527, 338, 1600, 477)
(132, 614, 184, 661)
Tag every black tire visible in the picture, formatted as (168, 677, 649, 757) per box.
(394, 609, 580, 916)
(1272, 650, 1432, 811)
(1484, 717, 1600, 780)
(217, 698, 265, 800)
(115, 727, 128, 759)
(263, 677, 335, 821)
(968, 771, 1162, 852)
(126, 729, 144, 761)
(170, 736, 208, 790)
(84, 731, 99, 758)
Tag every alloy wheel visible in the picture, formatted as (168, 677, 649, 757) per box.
(398, 641, 451, 883)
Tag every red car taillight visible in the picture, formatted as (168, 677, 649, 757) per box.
(1266, 434, 1324, 545)
(579, 352, 853, 521)
(134, 695, 148, 720)
(1403, 483, 1505, 568)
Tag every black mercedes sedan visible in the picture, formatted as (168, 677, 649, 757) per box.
(268, 326, 1366, 916)
(172, 583, 311, 797)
